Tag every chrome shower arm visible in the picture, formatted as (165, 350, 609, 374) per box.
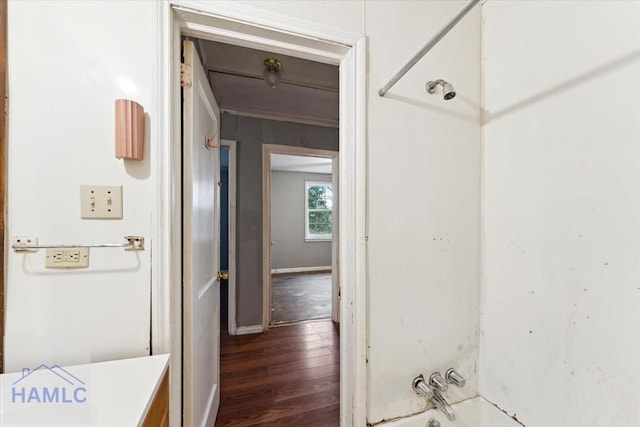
(426, 80, 447, 93)
(378, 0, 481, 97)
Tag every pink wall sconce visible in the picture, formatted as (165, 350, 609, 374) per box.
(115, 99, 145, 161)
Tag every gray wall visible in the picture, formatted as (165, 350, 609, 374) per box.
(220, 114, 338, 327)
(271, 171, 332, 270)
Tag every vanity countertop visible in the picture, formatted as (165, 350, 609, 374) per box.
(0, 353, 170, 426)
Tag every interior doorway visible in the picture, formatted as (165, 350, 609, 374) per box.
(199, 40, 341, 425)
(269, 153, 337, 325)
(262, 145, 339, 329)
(192, 38, 341, 332)
(163, 5, 367, 425)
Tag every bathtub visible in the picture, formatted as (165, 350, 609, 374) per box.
(377, 397, 522, 427)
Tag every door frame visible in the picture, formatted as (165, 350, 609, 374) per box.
(153, 2, 367, 426)
(221, 139, 237, 336)
(262, 144, 338, 328)
(331, 156, 339, 324)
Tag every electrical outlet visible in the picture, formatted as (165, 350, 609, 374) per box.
(45, 248, 90, 269)
(80, 185, 123, 219)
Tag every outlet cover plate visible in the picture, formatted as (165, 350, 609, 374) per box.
(80, 185, 123, 219)
(45, 247, 90, 268)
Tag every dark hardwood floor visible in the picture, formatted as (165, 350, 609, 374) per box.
(216, 320, 339, 427)
(271, 272, 332, 324)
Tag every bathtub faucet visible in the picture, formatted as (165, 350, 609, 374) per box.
(412, 375, 456, 421)
(430, 388, 455, 421)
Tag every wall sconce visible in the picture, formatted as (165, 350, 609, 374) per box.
(263, 58, 281, 88)
(115, 99, 144, 161)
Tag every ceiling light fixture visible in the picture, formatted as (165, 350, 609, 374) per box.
(263, 58, 282, 88)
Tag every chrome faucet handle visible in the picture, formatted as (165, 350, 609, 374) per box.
(429, 372, 448, 392)
(445, 368, 466, 387)
(412, 375, 434, 399)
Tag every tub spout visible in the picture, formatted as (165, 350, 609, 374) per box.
(430, 389, 456, 422)
(412, 375, 456, 421)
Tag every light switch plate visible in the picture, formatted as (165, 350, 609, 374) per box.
(80, 185, 123, 219)
(45, 247, 90, 268)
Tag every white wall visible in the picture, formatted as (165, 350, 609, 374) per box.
(5, 1, 155, 371)
(481, 2, 640, 426)
(234, 0, 364, 36)
(366, 1, 482, 423)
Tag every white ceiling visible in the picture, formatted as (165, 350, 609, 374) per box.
(198, 40, 339, 127)
(271, 154, 332, 174)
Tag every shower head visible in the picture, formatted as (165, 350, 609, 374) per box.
(442, 82, 456, 100)
(426, 79, 456, 100)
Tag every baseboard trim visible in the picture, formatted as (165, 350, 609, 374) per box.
(271, 266, 332, 274)
(235, 325, 264, 335)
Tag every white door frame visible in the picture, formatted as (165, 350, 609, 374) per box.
(153, 2, 367, 426)
(331, 156, 340, 324)
(263, 144, 338, 328)
(221, 139, 237, 336)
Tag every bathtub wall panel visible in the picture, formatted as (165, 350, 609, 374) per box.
(366, 1, 482, 423)
(377, 397, 522, 427)
(481, 2, 640, 426)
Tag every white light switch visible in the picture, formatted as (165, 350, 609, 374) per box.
(80, 185, 123, 219)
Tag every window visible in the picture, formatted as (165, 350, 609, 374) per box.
(305, 181, 333, 241)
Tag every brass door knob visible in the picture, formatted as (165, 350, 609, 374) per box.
(216, 271, 229, 280)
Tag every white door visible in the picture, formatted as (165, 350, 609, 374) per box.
(182, 40, 221, 427)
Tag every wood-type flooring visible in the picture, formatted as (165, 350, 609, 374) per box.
(271, 272, 332, 324)
(215, 320, 339, 426)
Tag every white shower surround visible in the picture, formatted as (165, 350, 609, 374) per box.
(377, 397, 522, 427)
(480, 2, 640, 426)
(374, 1, 640, 426)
